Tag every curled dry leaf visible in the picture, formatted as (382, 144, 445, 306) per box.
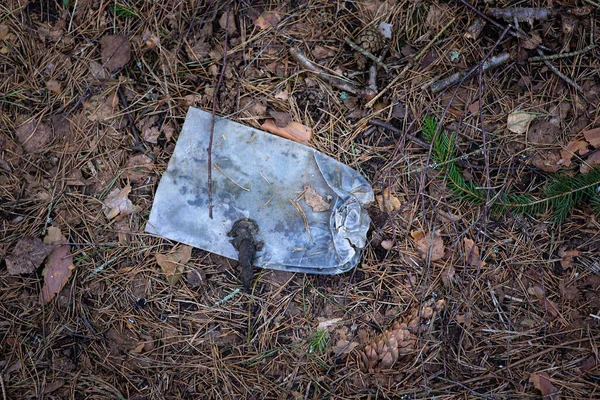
(558, 139, 588, 167)
(507, 111, 534, 134)
(41, 227, 74, 305)
(558, 247, 580, 269)
(261, 119, 312, 143)
(375, 187, 401, 212)
(99, 34, 131, 72)
(581, 151, 600, 173)
(102, 185, 140, 220)
(583, 127, 600, 148)
(5, 237, 53, 275)
(303, 184, 330, 212)
(275, 89, 288, 100)
(529, 372, 559, 400)
(380, 239, 394, 250)
(531, 150, 561, 173)
(138, 115, 160, 143)
(156, 244, 192, 285)
(411, 229, 444, 261)
(333, 339, 359, 355)
(253, 11, 283, 30)
(186, 268, 207, 288)
(463, 238, 485, 268)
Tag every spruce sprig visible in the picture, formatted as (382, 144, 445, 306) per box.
(422, 116, 600, 222)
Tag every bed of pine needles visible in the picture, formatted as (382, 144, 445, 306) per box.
(1, 1, 600, 399)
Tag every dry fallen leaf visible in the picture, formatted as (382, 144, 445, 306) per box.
(380, 239, 394, 250)
(269, 110, 292, 127)
(46, 80, 62, 94)
(558, 139, 588, 167)
(311, 45, 336, 59)
(138, 115, 160, 143)
(411, 229, 445, 261)
(41, 227, 75, 305)
(102, 185, 139, 220)
(275, 89, 288, 100)
(15, 119, 52, 153)
(441, 264, 455, 287)
(581, 151, 600, 173)
(5, 237, 53, 275)
(303, 184, 330, 212)
(529, 372, 559, 400)
(88, 60, 110, 80)
(333, 339, 359, 355)
(186, 268, 207, 288)
(507, 111, 534, 134)
(156, 245, 193, 285)
(218, 11, 237, 35)
(375, 187, 401, 212)
(123, 154, 153, 183)
(558, 247, 580, 269)
(522, 32, 542, 49)
(583, 127, 600, 148)
(261, 119, 312, 143)
(463, 238, 485, 268)
(253, 11, 283, 30)
(83, 94, 118, 122)
(99, 34, 131, 72)
(531, 150, 561, 173)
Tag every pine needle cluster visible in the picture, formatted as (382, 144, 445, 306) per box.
(421, 116, 600, 222)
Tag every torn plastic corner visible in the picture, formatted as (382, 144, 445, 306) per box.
(146, 107, 374, 274)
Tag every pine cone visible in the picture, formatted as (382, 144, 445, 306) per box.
(354, 28, 385, 70)
(357, 299, 446, 372)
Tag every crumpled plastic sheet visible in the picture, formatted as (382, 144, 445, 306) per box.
(146, 107, 374, 274)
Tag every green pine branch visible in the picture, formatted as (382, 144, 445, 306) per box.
(422, 116, 600, 222)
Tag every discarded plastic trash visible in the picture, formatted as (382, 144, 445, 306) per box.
(146, 107, 374, 274)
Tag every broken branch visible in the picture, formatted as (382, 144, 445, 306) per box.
(289, 47, 375, 99)
(428, 52, 511, 93)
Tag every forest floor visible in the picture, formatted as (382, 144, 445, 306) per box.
(1, 0, 600, 399)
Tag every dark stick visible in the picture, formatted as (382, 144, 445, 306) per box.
(368, 119, 429, 148)
(208, 3, 230, 219)
(117, 87, 156, 160)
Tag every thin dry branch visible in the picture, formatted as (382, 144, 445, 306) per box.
(289, 47, 375, 98)
(487, 7, 552, 23)
(344, 37, 389, 72)
(428, 53, 511, 93)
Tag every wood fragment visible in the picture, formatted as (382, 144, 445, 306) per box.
(364, 17, 455, 108)
(429, 52, 510, 93)
(528, 44, 597, 62)
(536, 48, 584, 94)
(289, 47, 374, 98)
(487, 7, 552, 23)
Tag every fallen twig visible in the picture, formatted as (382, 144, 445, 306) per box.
(428, 52, 511, 93)
(368, 120, 429, 148)
(364, 17, 456, 108)
(208, 3, 230, 219)
(117, 87, 156, 161)
(344, 37, 389, 72)
(536, 48, 584, 94)
(289, 47, 375, 98)
(487, 7, 552, 23)
(529, 43, 597, 62)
